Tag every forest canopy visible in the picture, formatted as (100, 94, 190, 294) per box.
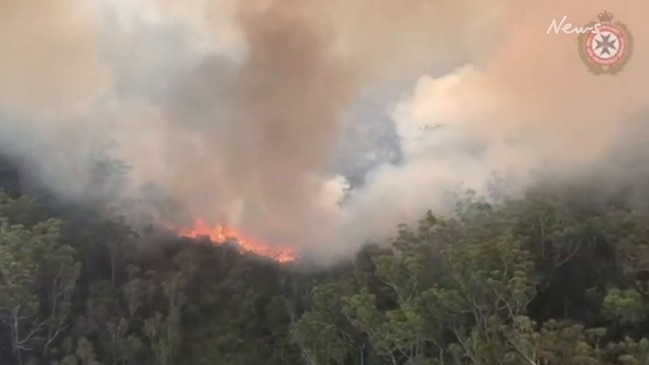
(0, 162, 648, 365)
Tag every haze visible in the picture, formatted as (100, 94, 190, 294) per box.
(0, 0, 646, 261)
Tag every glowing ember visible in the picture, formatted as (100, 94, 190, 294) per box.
(175, 219, 297, 263)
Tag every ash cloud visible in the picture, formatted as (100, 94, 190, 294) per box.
(0, 0, 647, 261)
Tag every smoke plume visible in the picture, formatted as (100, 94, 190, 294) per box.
(0, 0, 646, 260)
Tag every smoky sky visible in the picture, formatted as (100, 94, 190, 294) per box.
(0, 0, 647, 261)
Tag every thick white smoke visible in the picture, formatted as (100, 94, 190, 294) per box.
(0, 0, 646, 260)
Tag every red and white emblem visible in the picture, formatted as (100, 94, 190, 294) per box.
(584, 24, 627, 66)
(578, 11, 633, 75)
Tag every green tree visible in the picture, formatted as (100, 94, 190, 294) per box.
(0, 218, 80, 364)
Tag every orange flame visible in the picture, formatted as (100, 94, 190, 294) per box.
(175, 219, 297, 263)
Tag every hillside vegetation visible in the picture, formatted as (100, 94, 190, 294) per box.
(0, 171, 649, 365)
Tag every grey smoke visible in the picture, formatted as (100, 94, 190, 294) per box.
(0, 0, 646, 261)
